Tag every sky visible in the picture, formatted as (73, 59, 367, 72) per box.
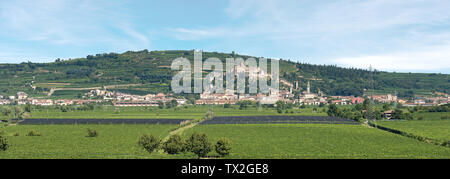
(0, 0, 450, 74)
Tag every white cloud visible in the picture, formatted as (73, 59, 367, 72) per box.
(168, 28, 228, 40)
(308, 0, 450, 33)
(168, 0, 450, 72)
(173, 0, 450, 39)
(332, 44, 450, 72)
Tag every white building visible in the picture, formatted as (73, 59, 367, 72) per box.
(17, 92, 28, 100)
(0, 99, 11, 105)
(32, 99, 54, 106)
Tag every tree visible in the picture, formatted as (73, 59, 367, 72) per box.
(276, 101, 287, 110)
(223, 103, 232, 108)
(186, 133, 212, 158)
(327, 104, 339, 117)
(86, 128, 98, 137)
(24, 104, 32, 113)
(354, 104, 363, 111)
(382, 104, 392, 111)
(158, 101, 165, 109)
(277, 108, 283, 114)
(238, 100, 252, 110)
(138, 134, 161, 154)
(13, 106, 25, 120)
(162, 134, 185, 154)
(60, 106, 68, 112)
(215, 138, 232, 157)
(1, 108, 11, 116)
(167, 99, 178, 108)
(362, 98, 370, 110)
(0, 135, 8, 151)
(364, 102, 377, 120)
(318, 103, 325, 108)
(391, 109, 404, 120)
(404, 112, 413, 120)
(26, 130, 42, 136)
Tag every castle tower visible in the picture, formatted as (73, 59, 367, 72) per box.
(307, 81, 311, 94)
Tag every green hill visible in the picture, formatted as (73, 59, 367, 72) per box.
(0, 50, 448, 98)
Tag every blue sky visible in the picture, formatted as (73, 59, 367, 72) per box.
(0, 0, 450, 74)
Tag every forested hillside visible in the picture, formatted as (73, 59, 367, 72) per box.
(0, 50, 448, 98)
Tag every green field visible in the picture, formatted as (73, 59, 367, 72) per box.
(29, 106, 207, 120)
(1, 108, 449, 159)
(0, 124, 185, 159)
(27, 105, 328, 120)
(412, 112, 450, 120)
(378, 120, 450, 142)
(1, 122, 449, 159)
(185, 124, 450, 159)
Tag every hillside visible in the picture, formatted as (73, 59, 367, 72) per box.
(0, 50, 448, 98)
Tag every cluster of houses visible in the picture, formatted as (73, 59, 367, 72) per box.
(0, 83, 449, 107)
(83, 89, 188, 106)
(402, 96, 449, 107)
(112, 92, 187, 107)
(0, 92, 103, 106)
(193, 81, 410, 106)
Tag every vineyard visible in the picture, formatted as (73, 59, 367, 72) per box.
(378, 120, 450, 142)
(25, 106, 327, 120)
(1, 109, 449, 159)
(15, 118, 189, 125)
(185, 124, 450, 159)
(0, 124, 185, 159)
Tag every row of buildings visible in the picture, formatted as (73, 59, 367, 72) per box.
(84, 90, 187, 107)
(1, 84, 449, 107)
(113, 92, 187, 107)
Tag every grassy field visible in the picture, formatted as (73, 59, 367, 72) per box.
(2, 107, 449, 159)
(376, 112, 450, 142)
(1, 122, 449, 159)
(378, 120, 450, 142)
(0, 124, 187, 159)
(27, 105, 328, 120)
(185, 124, 450, 159)
(412, 112, 450, 120)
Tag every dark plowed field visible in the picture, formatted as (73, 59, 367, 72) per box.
(201, 116, 359, 125)
(15, 118, 188, 125)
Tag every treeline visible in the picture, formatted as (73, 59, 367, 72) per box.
(138, 133, 232, 158)
(410, 104, 450, 113)
(326, 102, 414, 121)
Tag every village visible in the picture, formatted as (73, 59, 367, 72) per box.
(0, 81, 448, 108)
